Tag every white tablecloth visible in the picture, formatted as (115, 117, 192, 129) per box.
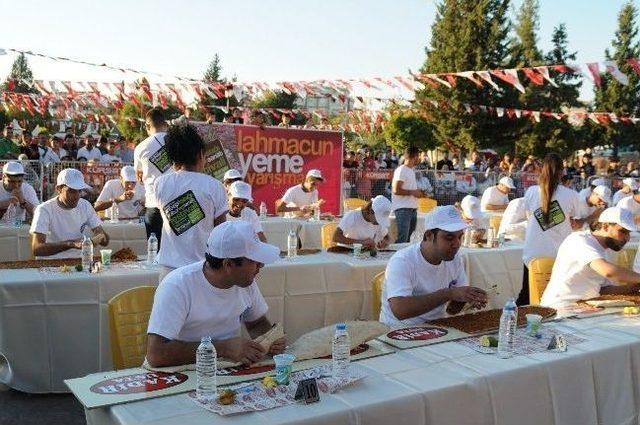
(0, 222, 149, 262)
(260, 217, 328, 251)
(86, 314, 640, 425)
(0, 244, 523, 393)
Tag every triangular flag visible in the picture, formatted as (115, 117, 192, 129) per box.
(490, 69, 525, 93)
(496, 107, 504, 117)
(476, 71, 501, 90)
(586, 63, 602, 86)
(603, 61, 629, 85)
(522, 68, 545, 85)
(626, 58, 640, 76)
(457, 71, 484, 88)
(425, 74, 452, 88)
(533, 66, 559, 88)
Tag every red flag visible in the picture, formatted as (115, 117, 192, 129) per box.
(586, 63, 602, 86)
(627, 58, 640, 76)
(489, 69, 525, 93)
(444, 74, 457, 87)
(522, 68, 545, 85)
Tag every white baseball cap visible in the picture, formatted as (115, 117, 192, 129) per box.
(223, 169, 242, 181)
(623, 178, 639, 191)
(424, 205, 469, 232)
(306, 169, 324, 181)
(120, 165, 137, 183)
(499, 176, 516, 190)
(592, 185, 612, 205)
(2, 161, 25, 176)
(599, 207, 637, 231)
(229, 181, 253, 201)
(591, 177, 606, 187)
(371, 195, 392, 229)
(56, 168, 90, 190)
(460, 195, 483, 219)
(206, 221, 280, 264)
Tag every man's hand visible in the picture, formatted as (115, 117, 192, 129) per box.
(6, 195, 19, 205)
(71, 239, 83, 249)
(377, 238, 390, 249)
(11, 188, 24, 204)
(412, 189, 424, 198)
(268, 337, 287, 355)
(219, 337, 266, 365)
(448, 286, 488, 308)
(91, 233, 109, 247)
(361, 238, 377, 249)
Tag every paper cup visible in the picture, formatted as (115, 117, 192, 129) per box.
(525, 314, 542, 337)
(353, 243, 363, 258)
(273, 353, 295, 385)
(100, 249, 113, 266)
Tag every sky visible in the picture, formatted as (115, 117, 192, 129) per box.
(0, 0, 636, 101)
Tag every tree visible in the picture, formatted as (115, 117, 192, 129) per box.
(415, 0, 519, 154)
(2, 52, 37, 94)
(250, 91, 306, 125)
(383, 111, 435, 152)
(200, 54, 238, 121)
(203, 54, 223, 83)
(593, 1, 640, 154)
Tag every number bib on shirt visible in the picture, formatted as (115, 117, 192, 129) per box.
(533, 200, 566, 231)
(163, 191, 205, 235)
(149, 145, 172, 173)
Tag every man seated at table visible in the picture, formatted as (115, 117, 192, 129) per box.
(616, 187, 640, 225)
(0, 161, 39, 223)
(276, 169, 324, 218)
(540, 207, 640, 309)
(146, 221, 286, 367)
(480, 176, 515, 212)
(30, 168, 109, 258)
(379, 206, 488, 326)
(578, 177, 606, 200)
(460, 195, 489, 229)
(577, 184, 610, 228)
(226, 181, 267, 242)
(497, 197, 527, 241)
(332, 195, 391, 250)
(613, 178, 638, 206)
(94, 165, 145, 220)
(222, 169, 243, 191)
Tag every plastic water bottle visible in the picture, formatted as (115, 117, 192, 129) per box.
(332, 323, 351, 378)
(259, 202, 267, 219)
(81, 235, 93, 272)
(110, 202, 119, 223)
(497, 298, 518, 358)
(313, 204, 321, 221)
(4, 203, 15, 226)
(287, 229, 297, 258)
(196, 336, 217, 401)
(147, 233, 158, 266)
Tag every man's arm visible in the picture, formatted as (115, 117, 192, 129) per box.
(31, 232, 81, 257)
(389, 286, 487, 321)
(213, 213, 226, 227)
(245, 315, 286, 355)
(257, 231, 267, 243)
(91, 225, 110, 246)
(483, 203, 507, 211)
(332, 227, 376, 249)
(590, 258, 640, 287)
(275, 199, 308, 214)
(392, 180, 423, 197)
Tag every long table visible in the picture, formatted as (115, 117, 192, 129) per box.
(0, 243, 524, 393)
(85, 314, 640, 425)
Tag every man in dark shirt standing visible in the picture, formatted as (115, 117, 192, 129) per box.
(436, 152, 454, 170)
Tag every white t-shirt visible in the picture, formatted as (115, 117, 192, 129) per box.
(617, 196, 640, 216)
(100, 154, 121, 163)
(480, 185, 509, 211)
(155, 170, 228, 269)
(337, 209, 387, 242)
(134, 132, 171, 208)
(498, 198, 527, 240)
(522, 185, 580, 266)
(39, 147, 60, 165)
(281, 184, 318, 209)
(30, 198, 101, 258)
(391, 164, 418, 210)
(578, 187, 592, 200)
(226, 207, 263, 234)
(0, 182, 39, 221)
(76, 146, 103, 161)
(577, 193, 598, 219)
(613, 189, 632, 206)
(96, 179, 146, 219)
(147, 261, 268, 342)
(380, 244, 467, 326)
(540, 232, 612, 308)
(456, 175, 477, 194)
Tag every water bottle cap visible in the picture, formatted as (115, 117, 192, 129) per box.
(336, 323, 346, 331)
(200, 335, 212, 343)
(150, 232, 156, 238)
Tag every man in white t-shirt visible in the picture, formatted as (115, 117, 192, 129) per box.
(146, 221, 285, 367)
(94, 166, 145, 219)
(223, 169, 243, 190)
(380, 206, 488, 326)
(333, 195, 392, 249)
(226, 181, 266, 242)
(578, 177, 606, 200)
(30, 168, 109, 258)
(460, 195, 489, 229)
(613, 178, 638, 206)
(541, 207, 640, 309)
(155, 124, 228, 269)
(392, 146, 427, 243)
(0, 161, 39, 222)
(134, 107, 171, 246)
(480, 176, 515, 212)
(498, 198, 527, 241)
(276, 169, 324, 217)
(577, 184, 610, 227)
(617, 188, 640, 224)
(76, 136, 103, 161)
(99, 141, 122, 163)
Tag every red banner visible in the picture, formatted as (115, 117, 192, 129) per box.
(235, 126, 343, 215)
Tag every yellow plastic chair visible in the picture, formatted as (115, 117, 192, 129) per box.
(417, 198, 437, 213)
(321, 222, 339, 249)
(371, 271, 385, 319)
(343, 198, 368, 212)
(528, 257, 555, 305)
(489, 215, 502, 231)
(108, 286, 157, 370)
(616, 246, 638, 269)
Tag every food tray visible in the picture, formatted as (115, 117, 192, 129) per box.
(427, 306, 556, 335)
